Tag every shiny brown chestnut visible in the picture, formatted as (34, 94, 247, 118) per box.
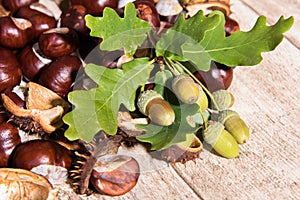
(18, 43, 51, 81)
(0, 122, 21, 167)
(38, 55, 82, 97)
(9, 139, 73, 170)
(134, 0, 161, 28)
(0, 47, 22, 92)
(2, 0, 37, 13)
(70, 0, 118, 16)
(194, 62, 234, 92)
(60, 4, 89, 35)
(225, 16, 240, 36)
(0, 16, 33, 49)
(3, 87, 24, 108)
(15, 3, 57, 38)
(0, 100, 9, 123)
(90, 155, 140, 196)
(38, 27, 79, 58)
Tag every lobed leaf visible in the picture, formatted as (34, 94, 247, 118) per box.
(85, 3, 151, 57)
(156, 10, 294, 71)
(63, 58, 154, 141)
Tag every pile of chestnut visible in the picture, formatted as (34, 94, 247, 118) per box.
(0, 0, 240, 197)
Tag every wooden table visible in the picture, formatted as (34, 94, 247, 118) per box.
(57, 0, 300, 199)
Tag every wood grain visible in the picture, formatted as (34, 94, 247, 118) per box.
(54, 0, 300, 199)
(173, 0, 300, 199)
(240, 0, 300, 49)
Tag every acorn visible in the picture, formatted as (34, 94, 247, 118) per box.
(195, 85, 208, 112)
(210, 89, 235, 110)
(137, 90, 175, 126)
(203, 121, 239, 159)
(172, 74, 199, 104)
(217, 110, 250, 144)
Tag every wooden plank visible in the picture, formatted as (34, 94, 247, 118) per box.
(173, 0, 300, 199)
(239, 0, 300, 48)
(56, 145, 201, 200)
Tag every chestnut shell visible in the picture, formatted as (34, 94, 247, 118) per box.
(2, 0, 38, 13)
(38, 55, 82, 97)
(60, 4, 89, 35)
(38, 28, 79, 58)
(194, 62, 234, 92)
(0, 47, 22, 91)
(9, 139, 73, 170)
(0, 122, 21, 167)
(0, 17, 33, 49)
(71, 0, 118, 16)
(16, 5, 57, 38)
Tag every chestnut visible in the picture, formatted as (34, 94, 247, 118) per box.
(2, 0, 38, 13)
(194, 62, 234, 92)
(225, 16, 240, 36)
(3, 87, 24, 108)
(18, 43, 51, 81)
(38, 27, 79, 58)
(9, 139, 73, 170)
(0, 16, 33, 49)
(38, 55, 82, 97)
(0, 47, 22, 92)
(134, 0, 161, 28)
(0, 100, 9, 123)
(0, 122, 21, 167)
(90, 155, 140, 196)
(60, 4, 89, 35)
(70, 0, 118, 16)
(15, 3, 57, 38)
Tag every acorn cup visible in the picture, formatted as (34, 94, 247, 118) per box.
(210, 89, 234, 110)
(172, 74, 200, 104)
(203, 121, 239, 159)
(217, 109, 250, 144)
(137, 90, 175, 126)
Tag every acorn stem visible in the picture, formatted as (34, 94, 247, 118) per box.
(164, 57, 180, 76)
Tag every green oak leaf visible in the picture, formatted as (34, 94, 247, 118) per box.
(85, 3, 151, 57)
(136, 104, 200, 150)
(156, 10, 293, 71)
(63, 58, 154, 141)
(182, 12, 294, 69)
(156, 11, 220, 61)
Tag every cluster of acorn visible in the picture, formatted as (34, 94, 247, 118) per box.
(0, 0, 245, 198)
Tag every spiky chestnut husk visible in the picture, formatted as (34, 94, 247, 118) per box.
(210, 89, 234, 110)
(172, 74, 200, 104)
(68, 131, 120, 195)
(159, 135, 202, 164)
(203, 121, 239, 159)
(217, 110, 250, 144)
(137, 90, 175, 126)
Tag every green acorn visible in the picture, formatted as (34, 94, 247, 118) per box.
(172, 74, 199, 104)
(218, 110, 250, 144)
(195, 85, 208, 112)
(137, 90, 175, 126)
(203, 121, 239, 159)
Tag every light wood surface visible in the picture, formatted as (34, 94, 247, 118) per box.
(56, 0, 300, 199)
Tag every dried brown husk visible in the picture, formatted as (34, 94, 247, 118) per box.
(159, 135, 203, 164)
(69, 131, 120, 195)
(0, 168, 57, 200)
(1, 82, 70, 134)
(182, 0, 231, 16)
